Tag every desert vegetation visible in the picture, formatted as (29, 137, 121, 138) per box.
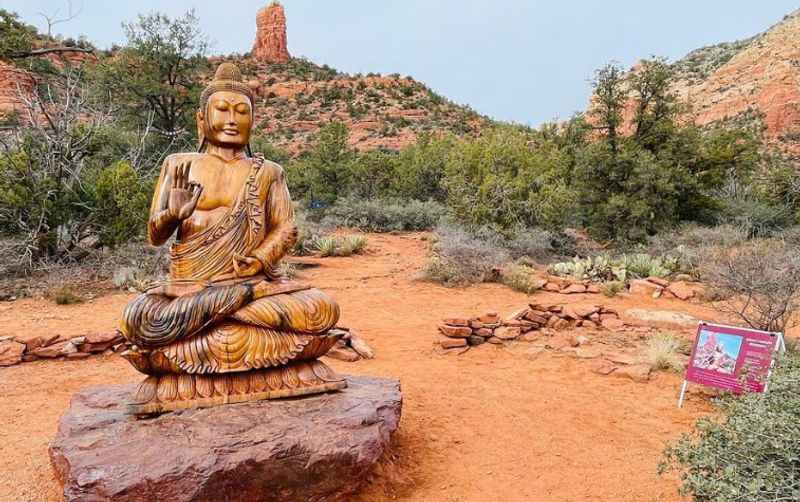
(3, 4, 800, 502)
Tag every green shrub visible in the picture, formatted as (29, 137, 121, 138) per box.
(293, 207, 328, 255)
(423, 223, 509, 286)
(318, 197, 446, 232)
(51, 286, 84, 305)
(620, 253, 675, 279)
(310, 234, 368, 258)
(501, 263, 542, 294)
(601, 281, 624, 298)
(661, 353, 800, 501)
(442, 125, 579, 231)
(549, 255, 627, 283)
(550, 253, 676, 283)
(644, 333, 685, 372)
(337, 234, 367, 256)
(91, 160, 152, 246)
(313, 236, 338, 257)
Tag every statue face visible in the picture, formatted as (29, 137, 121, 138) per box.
(200, 91, 253, 148)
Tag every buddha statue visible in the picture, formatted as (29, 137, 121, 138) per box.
(119, 63, 346, 415)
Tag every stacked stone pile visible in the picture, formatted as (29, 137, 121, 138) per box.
(437, 303, 624, 351)
(0, 332, 124, 367)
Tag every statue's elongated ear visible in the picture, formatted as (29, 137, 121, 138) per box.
(196, 110, 206, 152)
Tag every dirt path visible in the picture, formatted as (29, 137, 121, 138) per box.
(0, 233, 716, 501)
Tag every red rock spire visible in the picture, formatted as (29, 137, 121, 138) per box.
(252, 2, 291, 63)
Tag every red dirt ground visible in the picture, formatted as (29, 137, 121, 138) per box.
(0, 233, 727, 501)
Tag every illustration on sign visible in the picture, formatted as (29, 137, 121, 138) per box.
(678, 322, 784, 407)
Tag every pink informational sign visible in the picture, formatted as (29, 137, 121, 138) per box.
(683, 323, 783, 398)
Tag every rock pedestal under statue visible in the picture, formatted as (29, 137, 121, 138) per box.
(49, 376, 401, 502)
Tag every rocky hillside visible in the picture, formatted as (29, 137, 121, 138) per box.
(217, 55, 486, 155)
(220, 2, 486, 155)
(0, 2, 488, 153)
(670, 11, 800, 156)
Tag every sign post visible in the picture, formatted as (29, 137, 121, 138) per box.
(678, 322, 785, 408)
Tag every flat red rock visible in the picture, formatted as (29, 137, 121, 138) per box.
(49, 377, 401, 502)
(0, 340, 25, 367)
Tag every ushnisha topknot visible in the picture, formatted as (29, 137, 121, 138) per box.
(199, 62, 255, 113)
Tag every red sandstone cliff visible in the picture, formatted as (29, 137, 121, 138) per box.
(601, 10, 800, 156)
(0, 61, 35, 117)
(672, 11, 800, 154)
(252, 2, 290, 64)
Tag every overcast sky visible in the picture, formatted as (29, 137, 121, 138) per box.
(1, 1, 797, 125)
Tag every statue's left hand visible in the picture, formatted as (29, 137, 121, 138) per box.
(232, 254, 263, 278)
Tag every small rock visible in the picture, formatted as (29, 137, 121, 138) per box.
(494, 326, 522, 340)
(69, 336, 87, 345)
(443, 318, 469, 327)
(569, 334, 590, 347)
(506, 308, 530, 321)
(474, 328, 493, 337)
(325, 346, 361, 362)
(0, 340, 25, 366)
(646, 276, 670, 288)
(547, 305, 563, 313)
(544, 282, 562, 292)
(42, 334, 64, 347)
(348, 332, 375, 359)
(604, 352, 639, 365)
(486, 337, 504, 345)
(439, 345, 470, 356)
(468, 335, 486, 346)
(674, 274, 694, 282)
(33, 341, 70, 359)
(561, 284, 587, 294)
(478, 312, 500, 324)
(517, 332, 539, 342)
(524, 347, 546, 361)
(612, 364, 652, 382)
(629, 279, 662, 297)
(575, 346, 603, 359)
(66, 352, 91, 360)
(581, 320, 599, 329)
(546, 335, 572, 351)
(553, 319, 571, 331)
(622, 308, 699, 330)
(574, 305, 600, 318)
(439, 325, 472, 338)
(666, 281, 698, 301)
(439, 337, 468, 349)
(524, 311, 549, 324)
(591, 360, 618, 375)
(21, 354, 39, 363)
(586, 284, 601, 294)
(601, 318, 625, 330)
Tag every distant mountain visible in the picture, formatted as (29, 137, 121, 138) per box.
(670, 10, 800, 156)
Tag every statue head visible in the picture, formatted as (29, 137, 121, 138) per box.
(197, 63, 256, 152)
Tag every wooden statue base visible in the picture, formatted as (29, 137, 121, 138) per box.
(127, 359, 347, 416)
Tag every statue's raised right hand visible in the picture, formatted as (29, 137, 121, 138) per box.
(168, 161, 203, 221)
